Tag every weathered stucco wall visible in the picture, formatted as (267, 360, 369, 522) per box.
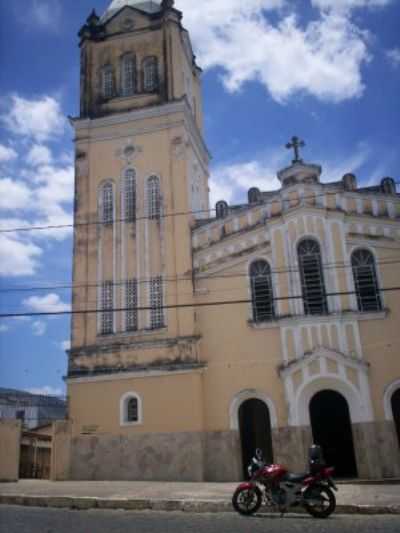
(0, 420, 21, 482)
(51, 420, 72, 481)
(70, 431, 204, 481)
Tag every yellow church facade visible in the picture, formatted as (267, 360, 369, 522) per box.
(67, 0, 400, 481)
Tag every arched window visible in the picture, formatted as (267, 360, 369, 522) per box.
(147, 176, 161, 219)
(100, 182, 114, 224)
(121, 54, 136, 96)
(124, 169, 136, 222)
(102, 65, 114, 99)
(215, 200, 229, 219)
(298, 239, 328, 315)
(120, 392, 142, 426)
(101, 280, 114, 335)
(250, 260, 274, 322)
(143, 56, 159, 92)
(351, 249, 382, 312)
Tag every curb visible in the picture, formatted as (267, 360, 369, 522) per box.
(1, 495, 400, 515)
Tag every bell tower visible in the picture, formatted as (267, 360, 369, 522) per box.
(69, 0, 210, 380)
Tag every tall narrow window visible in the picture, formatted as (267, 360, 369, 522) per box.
(124, 169, 136, 222)
(143, 56, 159, 92)
(100, 183, 114, 224)
(127, 397, 138, 422)
(250, 260, 274, 322)
(298, 239, 328, 315)
(150, 276, 164, 329)
(147, 176, 161, 219)
(101, 281, 114, 335)
(121, 54, 136, 96)
(351, 249, 382, 312)
(102, 65, 114, 99)
(126, 279, 138, 332)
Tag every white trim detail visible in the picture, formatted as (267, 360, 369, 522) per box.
(67, 366, 206, 384)
(229, 389, 278, 430)
(120, 391, 143, 427)
(383, 379, 400, 421)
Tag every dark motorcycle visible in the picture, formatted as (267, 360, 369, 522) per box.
(232, 445, 337, 518)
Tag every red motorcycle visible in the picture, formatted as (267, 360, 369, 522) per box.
(232, 446, 337, 518)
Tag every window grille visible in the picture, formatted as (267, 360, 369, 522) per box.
(101, 183, 114, 224)
(250, 260, 274, 322)
(124, 169, 136, 222)
(351, 249, 382, 312)
(147, 176, 161, 219)
(102, 66, 114, 99)
(150, 276, 164, 329)
(126, 279, 138, 331)
(126, 397, 138, 422)
(298, 239, 328, 315)
(143, 56, 158, 92)
(101, 281, 114, 335)
(121, 55, 135, 96)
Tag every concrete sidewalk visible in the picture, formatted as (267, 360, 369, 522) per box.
(1, 480, 400, 515)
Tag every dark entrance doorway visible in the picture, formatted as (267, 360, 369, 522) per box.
(238, 398, 273, 479)
(391, 388, 400, 448)
(309, 390, 358, 478)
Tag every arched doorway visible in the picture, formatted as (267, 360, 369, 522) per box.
(238, 398, 273, 479)
(309, 390, 358, 478)
(391, 388, 400, 448)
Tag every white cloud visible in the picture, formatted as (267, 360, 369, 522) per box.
(0, 178, 32, 209)
(0, 144, 17, 163)
(27, 386, 63, 397)
(0, 324, 10, 333)
(210, 156, 282, 207)
(23, 293, 71, 314)
(0, 234, 42, 276)
(60, 340, 71, 351)
(178, 0, 379, 102)
(386, 48, 400, 68)
(32, 320, 47, 336)
(30, 0, 62, 29)
(2, 95, 66, 142)
(312, 0, 392, 11)
(27, 145, 52, 167)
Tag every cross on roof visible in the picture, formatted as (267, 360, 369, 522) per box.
(286, 136, 305, 164)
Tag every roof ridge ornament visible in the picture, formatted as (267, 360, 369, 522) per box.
(286, 136, 305, 164)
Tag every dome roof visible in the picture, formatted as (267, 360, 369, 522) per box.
(101, 0, 162, 22)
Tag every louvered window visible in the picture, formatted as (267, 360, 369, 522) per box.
(101, 183, 113, 224)
(143, 56, 158, 92)
(102, 66, 114, 99)
(126, 279, 138, 331)
(250, 260, 274, 322)
(101, 281, 114, 335)
(124, 169, 136, 222)
(147, 176, 161, 219)
(298, 239, 328, 315)
(352, 249, 382, 312)
(121, 54, 135, 96)
(150, 276, 164, 329)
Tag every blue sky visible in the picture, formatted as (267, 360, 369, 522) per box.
(0, 0, 399, 396)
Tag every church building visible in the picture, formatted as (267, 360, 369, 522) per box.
(67, 0, 400, 481)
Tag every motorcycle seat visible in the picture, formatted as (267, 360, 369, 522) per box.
(284, 472, 309, 483)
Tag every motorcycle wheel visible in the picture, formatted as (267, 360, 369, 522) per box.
(304, 486, 336, 518)
(232, 486, 262, 516)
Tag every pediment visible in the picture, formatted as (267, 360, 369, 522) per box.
(279, 346, 369, 379)
(104, 6, 155, 34)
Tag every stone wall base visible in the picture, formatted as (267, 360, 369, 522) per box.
(68, 421, 400, 481)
